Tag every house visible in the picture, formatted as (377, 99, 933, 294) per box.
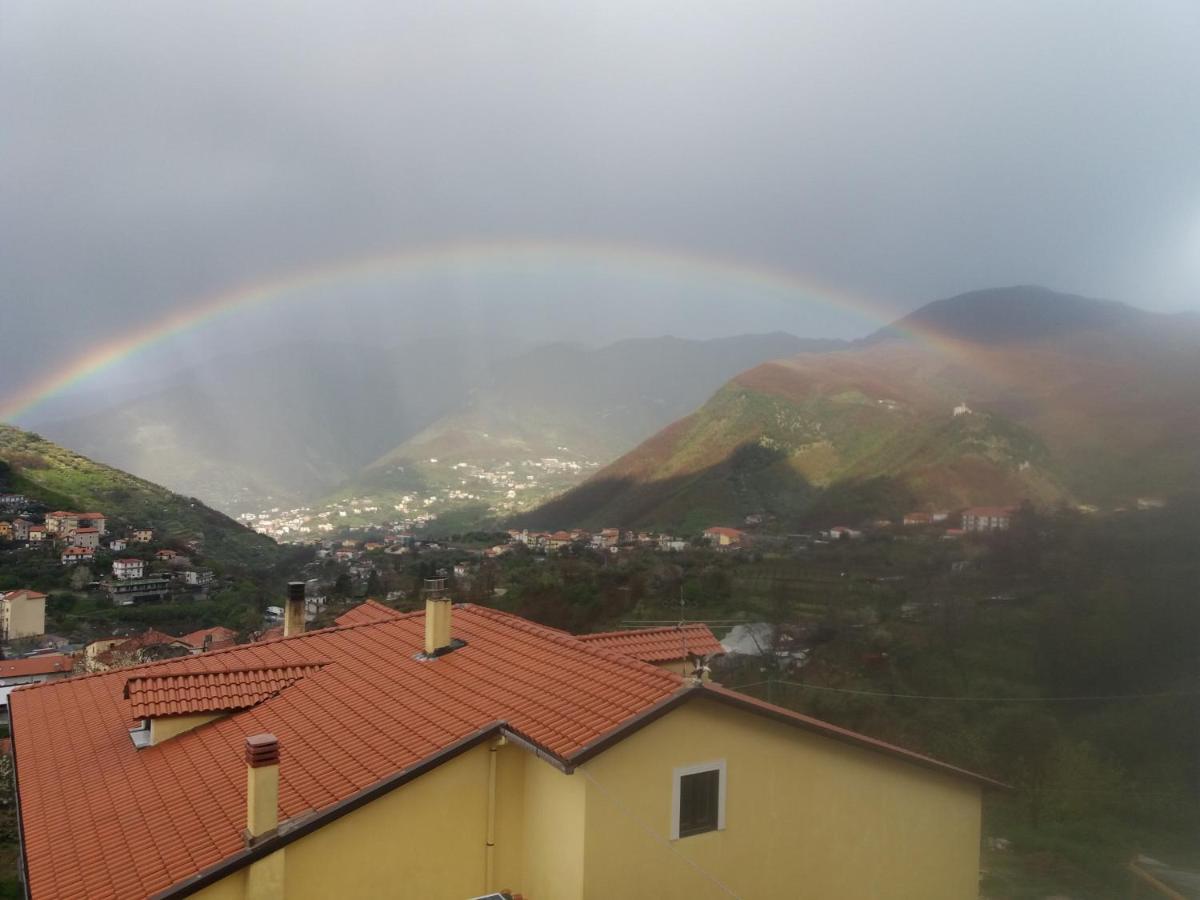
(113, 558, 146, 580)
(703, 526, 747, 549)
(109, 537, 128, 551)
(27, 525, 46, 542)
(333, 547, 358, 562)
(179, 626, 239, 653)
(132, 528, 154, 543)
(43, 511, 75, 535)
(548, 530, 574, 550)
(0, 590, 48, 640)
(0, 654, 73, 725)
(70, 526, 101, 549)
(827, 525, 863, 540)
(0, 493, 29, 510)
(961, 506, 1015, 532)
(106, 575, 172, 604)
(10, 594, 997, 900)
(576, 624, 726, 677)
(156, 548, 180, 561)
(593, 527, 621, 549)
(60, 546, 94, 564)
(83, 628, 192, 672)
(0, 522, 10, 541)
(11, 518, 34, 541)
(182, 569, 215, 587)
(902, 512, 931, 526)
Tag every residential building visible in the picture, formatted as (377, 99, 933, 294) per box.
(70, 526, 101, 549)
(83, 629, 192, 672)
(0, 590, 47, 640)
(27, 526, 46, 542)
(703, 526, 747, 549)
(0, 522, 11, 541)
(113, 558, 146, 580)
(902, 512, 931, 526)
(182, 568, 215, 587)
(132, 528, 154, 543)
(106, 575, 172, 604)
(0, 654, 73, 725)
(828, 526, 863, 540)
(156, 548, 180, 561)
(577, 623, 725, 677)
(547, 530, 574, 550)
(961, 506, 1015, 532)
(109, 537, 128, 551)
(11, 596, 997, 900)
(44, 510, 106, 535)
(60, 546, 94, 564)
(0, 493, 29, 510)
(11, 518, 33, 541)
(180, 626, 239, 653)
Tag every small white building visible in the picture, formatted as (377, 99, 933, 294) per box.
(61, 546, 94, 565)
(113, 558, 145, 580)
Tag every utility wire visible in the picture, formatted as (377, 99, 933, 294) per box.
(575, 766, 745, 900)
(760, 679, 1200, 703)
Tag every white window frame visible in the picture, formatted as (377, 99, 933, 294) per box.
(670, 759, 727, 840)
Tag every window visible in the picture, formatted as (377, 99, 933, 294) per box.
(671, 760, 726, 839)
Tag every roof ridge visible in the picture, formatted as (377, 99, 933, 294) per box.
(579, 623, 711, 640)
(124, 661, 329, 684)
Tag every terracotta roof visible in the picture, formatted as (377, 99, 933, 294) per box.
(2, 590, 48, 602)
(577, 624, 725, 663)
(0, 655, 74, 678)
(178, 626, 239, 651)
(704, 526, 745, 538)
(333, 599, 402, 627)
(124, 664, 325, 718)
(74, 527, 99, 533)
(10, 605, 1001, 900)
(118, 629, 187, 651)
(10, 604, 684, 899)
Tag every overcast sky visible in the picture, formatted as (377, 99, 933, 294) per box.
(3, 1, 1200, 407)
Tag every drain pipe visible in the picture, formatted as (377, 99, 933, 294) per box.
(484, 735, 506, 890)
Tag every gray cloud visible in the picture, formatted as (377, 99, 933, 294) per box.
(3, 0, 1200, 393)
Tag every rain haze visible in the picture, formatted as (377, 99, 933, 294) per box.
(3, 0, 1200, 417)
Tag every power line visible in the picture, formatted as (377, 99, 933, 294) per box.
(760, 679, 1200, 703)
(575, 767, 745, 900)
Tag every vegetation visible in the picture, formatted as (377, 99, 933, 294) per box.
(0, 425, 280, 568)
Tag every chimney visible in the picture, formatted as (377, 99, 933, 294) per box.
(423, 577, 453, 656)
(284, 582, 305, 638)
(244, 733, 280, 842)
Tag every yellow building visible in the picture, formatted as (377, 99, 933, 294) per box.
(0, 589, 46, 639)
(11, 592, 1000, 900)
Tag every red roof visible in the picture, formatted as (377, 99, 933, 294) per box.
(0, 654, 73, 678)
(10, 605, 682, 899)
(10, 606, 1002, 899)
(124, 664, 325, 718)
(74, 527, 99, 534)
(117, 629, 186, 651)
(179, 626, 240, 651)
(577, 624, 725, 663)
(704, 526, 745, 538)
(334, 599, 402, 627)
(2, 590, 48, 603)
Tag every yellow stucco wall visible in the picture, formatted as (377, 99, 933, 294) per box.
(193, 740, 530, 900)
(150, 712, 223, 744)
(187, 699, 980, 900)
(577, 696, 982, 900)
(4, 596, 45, 639)
(520, 749, 585, 900)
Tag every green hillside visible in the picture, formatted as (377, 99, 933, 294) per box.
(521, 288, 1200, 531)
(0, 424, 279, 568)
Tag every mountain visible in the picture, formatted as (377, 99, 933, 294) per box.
(36, 337, 527, 512)
(0, 425, 279, 567)
(321, 333, 840, 524)
(521, 287, 1200, 531)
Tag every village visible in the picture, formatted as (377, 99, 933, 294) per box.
(237, 453, 602, 539)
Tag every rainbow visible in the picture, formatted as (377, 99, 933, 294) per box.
(0, 237, 945, 423)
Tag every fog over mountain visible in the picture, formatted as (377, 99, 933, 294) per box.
(4, 1, 1200, 422)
